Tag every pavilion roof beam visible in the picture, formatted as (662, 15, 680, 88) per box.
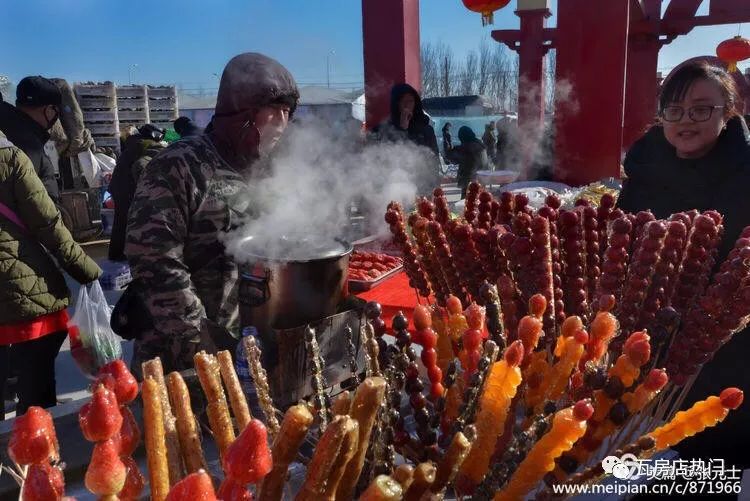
(663, 0, 705, 21)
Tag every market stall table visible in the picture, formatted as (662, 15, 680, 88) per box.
(356, 270, 431, 334)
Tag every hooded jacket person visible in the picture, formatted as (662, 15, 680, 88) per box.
(0, 77, 62, 202)
(373, 83, 440, 194)
(122, 53, 299, 374)
(107, 124, 166, 261)
(447, 126, 490, 198)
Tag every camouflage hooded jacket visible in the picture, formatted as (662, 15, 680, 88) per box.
(125, 134, 251, 372)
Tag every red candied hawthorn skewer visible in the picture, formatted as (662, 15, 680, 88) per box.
(410, 215, 450, 305)
(557, 209, 589, 320)
(616, 220, 667, 338)
(666, 241, 750, 386)
(433, 187, 451, 228)
(385, 203, 432, 298)
(514, 192, 533, 217)
(582, 206, 601, 310)
(638, 219, 688, 330)
(497, 191, 515, 226)
(669, 213, 722, 317)
(539, 196, 566, 329)
(464, 182, 481, 225)
(529, 215, 557, 339)
(476, 191, 494, 230)
(597, 216, 632, 307)
(427, 220, 468, 305)
(451, 222, 485, 300)
(416, 196, 436, 221)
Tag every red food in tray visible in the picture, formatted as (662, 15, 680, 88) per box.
(348, 251, 404, 290)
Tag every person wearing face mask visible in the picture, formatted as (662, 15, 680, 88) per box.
(373, 84, 440, 195)
(0, 76, 62, 202)
(117, 53, 298, 375)
(618, 61, 750, 470)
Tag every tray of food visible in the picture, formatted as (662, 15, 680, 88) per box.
(347, 250, 403, 291)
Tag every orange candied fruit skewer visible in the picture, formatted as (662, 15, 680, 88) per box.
(542, 328, 589, 408)
(494, 400, 594, 501)
(609, 331, 651, 388)
(622, 369, 669, 414)
(456, 341, 524, 492)
(431, 307, 454, 372)
(523, 351, 551, 413)
(581, 295, 618, 368)
(649, 388, 743, 451)
(446, 295, 468, 344)
(518, 294, 546, 369)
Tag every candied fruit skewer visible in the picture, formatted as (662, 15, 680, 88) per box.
(648, 388, 744, 451)
(493, 400, 594, 501)
(455, 341, 525, 494)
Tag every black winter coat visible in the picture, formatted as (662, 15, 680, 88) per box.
(447, 140, 490, 191)
(108, 135, 164, 260)
(618, 115, 750, 468)
(372, 84, 440, 194)
(0, 101, 60, 202)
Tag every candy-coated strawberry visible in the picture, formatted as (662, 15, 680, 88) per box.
(8, 407, 59, 465)
(222, 419, 272, 484)
(118, 456, 145, 501)
(98, 360, 139, 404)
(79, 385, 123, 442)
(117, 406, 141, 456)
(84, 438, 127, 495)
(166, 470, 217, 501)
(22, 463, 65, 501)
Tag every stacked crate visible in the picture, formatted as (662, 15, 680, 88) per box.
(74, 82, 120, 151)
(147, 85, 178, 130)
(116, 85, 149, 130)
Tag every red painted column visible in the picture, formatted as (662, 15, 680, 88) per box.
(516, 8, 551, 180)
(362, 0, 421, 129)
(554, 0, 630, 185)
(622, 35, 662, 150)
(622, 0, 663, 150)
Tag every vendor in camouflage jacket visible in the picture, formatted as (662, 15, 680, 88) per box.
(124, 53, 299, 374)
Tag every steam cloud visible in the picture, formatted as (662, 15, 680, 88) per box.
(223, 117, 435, 262)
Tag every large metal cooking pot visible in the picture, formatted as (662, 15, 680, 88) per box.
(237, 235, 353, 335)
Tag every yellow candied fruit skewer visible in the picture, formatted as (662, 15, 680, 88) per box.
(582, 309, 618, 366)
(432, 308, 454, 372)
(494, 401, 594, 501)
(456, 341, 525, 490)
(649, 388, 743, 451)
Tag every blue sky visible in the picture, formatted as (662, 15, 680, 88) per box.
(1, 0, 747, 91)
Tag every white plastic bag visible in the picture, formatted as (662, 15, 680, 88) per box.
(68, 281, 122, 378)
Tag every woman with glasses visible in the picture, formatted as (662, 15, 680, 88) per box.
(618, 62, 750, 470)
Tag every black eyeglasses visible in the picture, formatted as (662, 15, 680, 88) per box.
(660, 105, 724, 123)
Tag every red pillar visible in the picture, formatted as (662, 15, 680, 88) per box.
(516, 8, 552, 180)
(622, 35, 661, 150)
(362, 0, 421, 129)
(554, 0, 630, 185)
(622, 0, 663, 150)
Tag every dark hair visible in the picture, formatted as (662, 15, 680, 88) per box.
(442, 122, 452, 132)
(659, 62, 739, 117)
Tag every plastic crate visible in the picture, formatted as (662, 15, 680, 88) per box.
(150, 110, 177, 121)
(93, 136, 121, 149)
(118, 110, 149, 121)
(88, 122, 120, 135)
(99, 259, 132, 291)
(74, 82, 116, 98)
(77, 96, 117, 110)
(83, 110, 119, 122)
(116, 85, 147, 98)
(146, 86, 176, 99)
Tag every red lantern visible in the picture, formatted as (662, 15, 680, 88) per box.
(462, 0, 511, 26)
(716, 36, 750, 73)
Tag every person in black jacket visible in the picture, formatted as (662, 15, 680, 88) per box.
(0, 76, 62, 202)
(373, 84, 440, 195)
(447, 126, 490, 199)
(108, 124, 165, 261)
(618, 61, 750, 470)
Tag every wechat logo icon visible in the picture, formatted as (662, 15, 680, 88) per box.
(602, 453, 639, 480)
